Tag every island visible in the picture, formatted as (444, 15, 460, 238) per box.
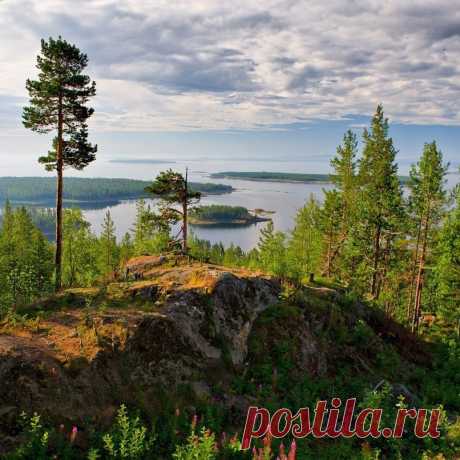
(0, 177, 234, 207)
(210, 171, 410, 184)
(189, 205, 273, 226)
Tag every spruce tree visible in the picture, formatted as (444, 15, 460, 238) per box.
(99, 210, 118, 275)
(23, 37, 97, 290)
(356, 105, 403, 299)
(407, 142, 448, 331)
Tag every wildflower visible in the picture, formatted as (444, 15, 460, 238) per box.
(287, 439, 296, 460)
(70, 425, 78, 443)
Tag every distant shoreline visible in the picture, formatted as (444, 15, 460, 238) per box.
(210, 171, 410, 184)
(0, 177, 234, 207)
(189, 215, 271, 226)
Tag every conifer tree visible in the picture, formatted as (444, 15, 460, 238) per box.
(132, 199, 166, 255)
(356, 105, 404, 299)
(257, 221, 287, 277)
(119, 232, 134, 265)
(320, 189, 344, 278)
(23, 37, 97, 290)
(99, 210, 118, 275)
(62, 209, 97, 287)
(288, 196, 322, 282)
(145, 169, 201, 254)
(407, 142, 448, 331)
(435, 187, 460, 335)
(323, 130, 359, 282)
(331, 129, 358, 213)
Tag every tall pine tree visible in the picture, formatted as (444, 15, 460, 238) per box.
(407, 142, 448, 331)
(23, 37, 97, 290)
(355, 105, 403, 299)
(99, 210, 118, 276)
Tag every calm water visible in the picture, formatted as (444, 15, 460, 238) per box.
(81, 158, 460, 251)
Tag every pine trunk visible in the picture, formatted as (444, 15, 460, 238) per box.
(55, 94, 64, 291)
(371, 222, 382, 298)
(407, 219, 422, 322)
(182, 169, 188, 254)
(412, 213, 430, 333)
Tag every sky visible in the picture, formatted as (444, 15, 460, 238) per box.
(1, 0, 460, 176)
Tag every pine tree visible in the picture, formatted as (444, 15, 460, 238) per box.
(320, 189, 344, 278)
(119, 232, 134, 265)
(435, 187, 460, 335)
(144, 169, 201, 254)
(23, 37, 97, 290)
(132, 199, 164, 255)
(331, 129, 358, 211)
(327, 130, 359, 280)
(99, 210, 118, 276)
(287, 196, 322, 283)
(355, 105, 404, 299)
(62, 209, 98, 287)
(257, 221, 287, 277)
(407, 142, 448, 331)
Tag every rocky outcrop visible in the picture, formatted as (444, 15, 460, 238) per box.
(0, 261, 280, 450)
(0, 258, 431, 452)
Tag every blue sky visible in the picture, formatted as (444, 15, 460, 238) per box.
(1, 0, 459, 176)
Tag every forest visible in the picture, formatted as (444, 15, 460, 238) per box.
(189, 205, 271, 225)
(0, 177, 233, 205)
(210, 171, 410, 184)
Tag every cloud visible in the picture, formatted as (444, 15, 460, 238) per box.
(1, 0, 460, 133)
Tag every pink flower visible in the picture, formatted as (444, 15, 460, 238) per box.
(287, 439, 297, 460)
(70, 426, 78, 443)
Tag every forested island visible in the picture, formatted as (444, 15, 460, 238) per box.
(189, 205, 272, 225)
(0, 177, 233, 205)
(210, 171, 410, 184)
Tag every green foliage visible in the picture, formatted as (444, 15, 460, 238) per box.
(173, 426, 216, 460)
(98, 210, 119, 275)
(6, 413, 50, 460)
(62, 209, 99, 287)
(257, 222, 287, 277)
(99, 405, 154, 459)
(23, 36, 97, 171)
(0, 202, 54, 310)
(287, 196, 322, 282)
(132, 200, 170, 256)
(145, 170, 201, 252)
(0, 177, 232, 205)
(190, 205, 254, 223)
(434, 188, 460, 331)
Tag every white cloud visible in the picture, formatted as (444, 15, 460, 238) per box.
(1, 0, 460, 133)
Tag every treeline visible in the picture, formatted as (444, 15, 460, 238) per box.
(210, 171, 410, 184)
(190, 205, 254, 222)
(192, 106, 459, 333)
(0, 177, 233, 204)
(1, 106, 458, 335)
(0, 199, 168, 312)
